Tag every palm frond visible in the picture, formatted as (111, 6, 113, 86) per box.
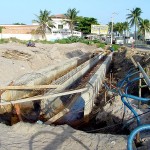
(34, 9, 54, 39)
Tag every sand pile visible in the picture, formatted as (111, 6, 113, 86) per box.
(112, 48, 150, 80)
(0, 42, 97, 85)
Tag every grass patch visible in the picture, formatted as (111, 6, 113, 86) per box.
(96, 43, 106, 49)
(112, 44, 120, 51)
(9, 37, 27, 44)
(55, 36, 88, 44)
(38, 40, 54, 44)
(0, 38, 27, 44)
(54, 37, 107, 48)
(0, 39, 9, 44)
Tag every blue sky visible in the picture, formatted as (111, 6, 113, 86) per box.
(0, 0, 149, 25)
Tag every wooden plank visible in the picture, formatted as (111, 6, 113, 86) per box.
(0, 84, 62, 90)
(45, 93, 81, 124)
(0, 88, 87, 106)
(45, 108, 70, 125)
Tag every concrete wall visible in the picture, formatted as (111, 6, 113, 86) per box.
(1, 25, 38, 34)
(42, 53, 106, 120)
(0, 33, 42, 41)
(0, 32, 82, 41)
(61, 53, 113, 123)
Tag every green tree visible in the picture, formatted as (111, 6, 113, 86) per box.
(75, 16, 98, 34)
(0, 27, 3, 33)
(123, 21, 130, 34)
(138, 19, 150, 41)
(127, 7, 142, 45)
(114, 22, 129, 36)
(65, 8, 79, 35)
(33, 9, 54, 39)
(114, 22, 124, 36)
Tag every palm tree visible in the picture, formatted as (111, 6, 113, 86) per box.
(138, 19, 150, 41)
(0, 26, 5, 39)
(123, 21, 130, 44)
(65, 8, 79, 35)
(123, 21, 129, 34)
(114, 22, 124, 36)
(34, 9, 54, 39)
(127, 7, 142, 46)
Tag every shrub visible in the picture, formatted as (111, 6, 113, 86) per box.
(40, 40, 54, 44)
(112, 44, 120, 51)
(0, 39, 9, 44)
(96, 43, 106, 49)
(7, 37, 27, 44)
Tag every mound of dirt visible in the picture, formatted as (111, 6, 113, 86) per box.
(2, 50, 31, 60)
(0, 42, 98, 85)
(112, 48, 150, 80)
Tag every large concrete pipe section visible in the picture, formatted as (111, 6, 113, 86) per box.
(52, 53, 113, 124)
(41, 52, 108, 120)
(0, 55, 90, 113)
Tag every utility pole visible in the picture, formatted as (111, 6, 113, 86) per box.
(110, 13, 117, 45)
(110, 17, 113, 45)
(126, 9, 130, 45)
(99, 26, 101, 40)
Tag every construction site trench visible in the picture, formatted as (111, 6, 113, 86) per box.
(0, 50, 130, 136)
(0, 45, 150, 150)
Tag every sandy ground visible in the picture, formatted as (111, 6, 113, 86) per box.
(0, 122, 127, 150)
(0, 42, 97, 85)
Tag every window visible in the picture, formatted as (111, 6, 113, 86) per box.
(58, 25, 63, 29)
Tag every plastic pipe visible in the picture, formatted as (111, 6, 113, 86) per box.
(125, 77, 141, 94)
(121, 96, 141, 126)
(117, 71, 140, 90)
(122, 94, 150, 102)
(127, 124, 150, 150)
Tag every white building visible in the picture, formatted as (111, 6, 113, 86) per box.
(145, 31, 150, 40)
(48, 14, 81, 41)
(0, 14, 82, 41)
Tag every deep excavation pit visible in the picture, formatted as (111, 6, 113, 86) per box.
(0, 50, 134, 132)
(72, 48, 150, 138)
(75, 48, 150, 150)
(0, 48, 149, 150)
(0, 51, 110, 125)
(0, 50, 127, 136)
(72, 68, 130, 135)
(0, 55, 91, 125)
